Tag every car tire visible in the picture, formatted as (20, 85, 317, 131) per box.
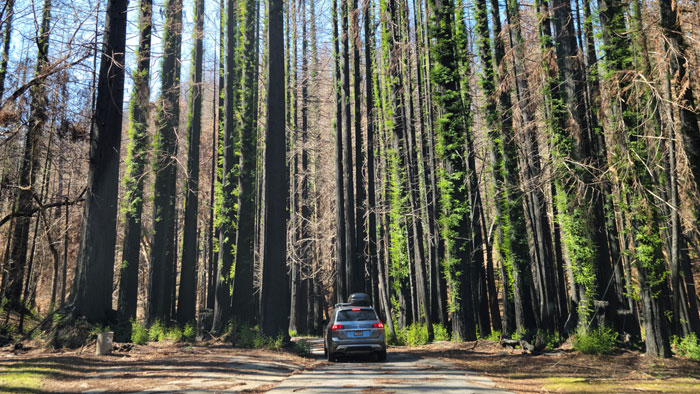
(376, 349, 387, 362)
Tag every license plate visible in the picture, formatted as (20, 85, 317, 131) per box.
(354, 331, 363, 336)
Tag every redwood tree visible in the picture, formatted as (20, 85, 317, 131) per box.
(428, 0, 477, 341)
(232, 0, 259, 325)
(177, 0, 205, 325)
(260, 0, 289, 338)
(147, 0, 183, 323)
(71, 0, 128, 322)
(118, 0, 153, 323)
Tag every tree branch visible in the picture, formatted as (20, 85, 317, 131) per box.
(0, 188, 86, 228)
(0, 54, 90, 113)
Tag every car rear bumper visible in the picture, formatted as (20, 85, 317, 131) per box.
(329, 337, 386, 354)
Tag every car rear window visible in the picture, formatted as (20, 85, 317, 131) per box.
(336, 309, 377, 321)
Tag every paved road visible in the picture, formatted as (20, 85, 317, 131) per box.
(267, 339, 512, 394)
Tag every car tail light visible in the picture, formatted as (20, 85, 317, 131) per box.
(351, 308, 361, 311)
(331, 324, 343, 330)
(373, 322, 384, 329)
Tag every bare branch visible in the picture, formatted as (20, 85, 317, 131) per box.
(0, 187, 86, 228)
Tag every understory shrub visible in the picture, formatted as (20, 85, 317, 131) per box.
(511, 327, 526, 340)
(671, 333, 700, 361)
(386, 327, 401, 346)
(131, 320, 195, 344)
(537, 330, 561, 351)
(389, 323, 431, 346)
(405, 323, 429, 346)
(573, 326, 618, 355)
(486, 330, 501, 342)
(183, 322, 196, 341)
(131, 321, 149, 345)
(148, 320, 167, 342)
(229, 321, 284, 349)
(433, 323, 450, 341)
(165, 326, 183, 342)
(292, 339, 311, 357)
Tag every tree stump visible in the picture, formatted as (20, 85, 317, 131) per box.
(594, 300, 609, 328)
(197, 308, 213, 339)
(96, 332, 113, 355)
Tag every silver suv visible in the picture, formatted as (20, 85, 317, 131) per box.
(323, 294, 386, 362)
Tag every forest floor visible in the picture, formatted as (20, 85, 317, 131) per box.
(1, 337, 699, 393)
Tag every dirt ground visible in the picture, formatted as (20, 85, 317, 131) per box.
(405, 340, 700, 393)
(1, 338, 699, 393)
(1, 340, 315, 393)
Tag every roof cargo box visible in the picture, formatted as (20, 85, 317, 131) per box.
(347, 293, 371, 306)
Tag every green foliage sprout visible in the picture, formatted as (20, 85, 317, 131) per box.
(671, 334, 700, 361)
(131, 320, 149, 345)
(573, 326, 618, 355)
(148, 320, 167, 342)
(433, 323, 450, 341)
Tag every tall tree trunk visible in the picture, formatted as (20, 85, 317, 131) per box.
(287, 0, 301, 335)
(307, 0, 323, 334)
(260, 0, 289, 339)
(286, 0, 298, 333)
(600, 0, 671, 357)
(71, 0, 126, 323)
(170, 207, 179, 319)
(658, 0, 700, 196)
(581, 0, 630, 336)
(364, 0, 379, 315)
(635, 3, 678, 345)
(177, 0, 205, 325)
(476, 0, 513, 336)
(662, 75, 700, 337)
(333, 0, 347, 303)
(19, 133, 53, 330)
(352, 0, 366, 292)
(342, 0, 358, 296)
(454, 5, 489, 338)
(147, 0, 183, 323)
(4, 0, 52, 311)
(377, 203, 394, 334)
(52, 150, 64, 309)
(207, 0, 226, 311)
(212, 0, 240, 333)
(658, 0, 700, 337)
(254, 1, 266, 321)
(231, 0, 259, 325)
(487, 0, 517, 336)
(504, 0, 539, 334)
(549, 0, 622, 332)
(398, 0, 432, 337)
(60, 174, 71, 308)
(412, 0, 443, 328)
(520, 0, 563, 333)
(299, 0, 313, 334)
(118, 0, 152, 323)
(380, 0, 410, 329)
(0, 0, 14, 100)
(427, 1, 449, 328)
(428, 0, 476, 341)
